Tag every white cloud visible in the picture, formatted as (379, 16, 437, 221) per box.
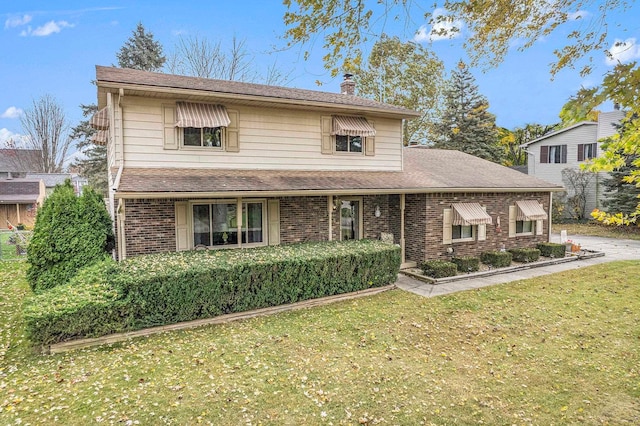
(1, 106, 23, 119)
(0, 128, 28, 146)
(606, 38, 640, 66)
(413, 9, 463, 43)
(4, 14, 32, 29)
(20, 20, 74, 37)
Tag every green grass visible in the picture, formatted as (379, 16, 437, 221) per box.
(0, 231, 28, 261)
(553, 221, 640, 240)
(2, 260, 639, 424)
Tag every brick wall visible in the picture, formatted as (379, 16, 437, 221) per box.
(279, 196, 329, 244)
(122, 198, 176, 257)
(404, 193, 427, 262)
(419, 192, 551, 262)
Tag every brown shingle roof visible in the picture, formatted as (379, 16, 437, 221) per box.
(95, 66, 419, 118)
(0, 179, 41, 203)
(116, 149, 561, 197)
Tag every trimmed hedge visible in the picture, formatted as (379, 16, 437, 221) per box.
(451, 256, 480, 272)
(536, 242, 566, 259)
(421, 260, 457, 278)
(509, 248, 541, 263)
(24, 240, 401, 346)
(480, 251, 513, 268)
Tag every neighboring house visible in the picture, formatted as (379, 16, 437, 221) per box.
(521, 110, 625, 217)
(93, 66, 561, 265)
(0, 149, 42, 179)
(26, 173, 71, 196)
(0, 178, 45, 228)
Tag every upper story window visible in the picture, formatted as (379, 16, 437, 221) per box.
(578, 143, 597, 161)
(336, 135, 363, 153)
(176, 102, 230, 149)
(183, 127, 223, 148)
(540, 144, 567, 164)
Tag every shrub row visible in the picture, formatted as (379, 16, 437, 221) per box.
(480, 251, 513, 268)
(421, 260, 457, 278)
(536, 242, 566, 258)
(509, 247, 541, 263)
(452, 256, 480, 272)
(24, 240, 401, 346)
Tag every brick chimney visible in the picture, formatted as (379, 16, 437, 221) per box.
(340, 73, 355, 95)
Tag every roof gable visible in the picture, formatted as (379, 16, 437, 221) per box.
(520, 121, 597, 148)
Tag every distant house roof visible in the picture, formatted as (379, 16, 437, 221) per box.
(519, 122, 597, 148)
(26, 173, 71, 188)
(114, 148, 561, 198)
(0, 179, 42, 204)
(95, 66, 420, 119)
(0, 149, 41, 173)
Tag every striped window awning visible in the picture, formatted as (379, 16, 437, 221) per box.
(331, 115, 376, 137)
(516, 200, 548, 221)
(91, 130, 108, 146)
(90, 107, 109, 130)
(176, 102, 230, 128)
(452, 203, 492, 226)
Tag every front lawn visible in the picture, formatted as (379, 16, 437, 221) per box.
(553, 221, 640, 240)
(2, 260, 639, 424)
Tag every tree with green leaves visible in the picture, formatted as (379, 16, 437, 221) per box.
(283, 0, 631, 78)
(356, 34, 444, 145)
(433, 61, 502, 162)
(559, 87, 600, 127)
(27, 181, 114, 293)
(116, 22, 166, 71)
(499, 123, 557, 166)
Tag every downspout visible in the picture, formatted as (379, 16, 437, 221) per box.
(400, 193, 406, 265)
(327, 196, 333, 241)
(548, 192, 553, 242)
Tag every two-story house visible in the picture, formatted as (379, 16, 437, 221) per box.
(521, 110, 625, 218)
(92, 66, 561, 265)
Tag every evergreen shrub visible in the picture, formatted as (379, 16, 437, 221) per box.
(421, 260, 457, 278)
(451, 256, 480, 272)
(536, 242, 566, 259)
(509, 248, 541, 263)
(480, 251, 513, 268)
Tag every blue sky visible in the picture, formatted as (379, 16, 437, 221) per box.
(1, 1, 639, 155)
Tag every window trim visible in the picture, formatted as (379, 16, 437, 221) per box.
(189, 198, 268, 249)
(180, 126, 226, 150)
(452, 224, 475, 242)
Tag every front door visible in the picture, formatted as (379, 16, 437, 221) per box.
(340, 199, 361, 240)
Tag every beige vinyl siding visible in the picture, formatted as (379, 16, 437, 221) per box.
(118, 96, 403, 171)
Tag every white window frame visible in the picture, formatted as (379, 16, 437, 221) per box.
(189, 198, 267, 249)
(335, 134, 364, 154)
(516, 220, 534, 236)
(452, 224, 475, 242)
(180, 126, 225, 150)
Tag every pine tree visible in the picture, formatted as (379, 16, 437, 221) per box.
(602, 152, 640, 215)
(116, 22, 166, 71)
(433, 61, 502, 162)
(71, 104, 108, 196)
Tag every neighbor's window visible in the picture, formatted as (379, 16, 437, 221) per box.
(183, 127, 223, 148)
(547, 145, 567, 163)
(516, 220, 533, 235)
(581, 143, 597, 160)
(192, 201, 265, 248)
(335, 135, 363, 153)
(452, 225, 474, 241)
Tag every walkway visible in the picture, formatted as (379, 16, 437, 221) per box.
(395, 234, 640, 298)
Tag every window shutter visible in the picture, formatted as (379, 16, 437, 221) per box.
(163, 105, 177, 150)
(268, 199, 280, 246)
(477, 206, 487, 241)
(175, 201, 190, 251)
(577, 144, 584, 161)
(508, 205, 517, 238)
(536, 219, 544, 235)
(561, 145, 567, 163)
(442, 208, 452, 244)
(540, 146, 548, 164)
(321, 116, 333, 154)
(225, 110, 240, 152)
(365, 120, 375, 156)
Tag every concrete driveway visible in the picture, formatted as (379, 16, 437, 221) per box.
(396, 234, 640, 298)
